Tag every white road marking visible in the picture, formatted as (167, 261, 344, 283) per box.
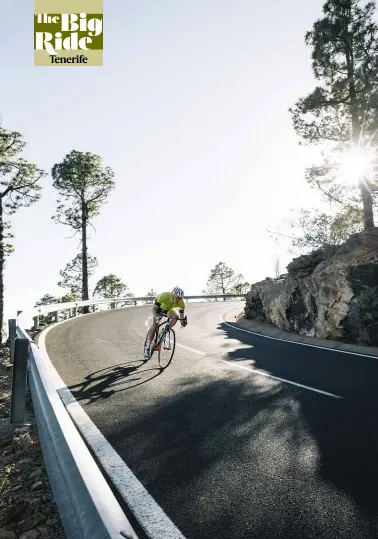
(38, 321, 187, 539)
(176, 343, 207, 356)
(218, 310, 342, 399)
(219, 359, 342, 399)
(143, 312, 341, 398)
(146, 312, 341, 398)
(220, 310, 378, 359)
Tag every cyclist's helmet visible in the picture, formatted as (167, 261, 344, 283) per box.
(172, 286, 184, 298)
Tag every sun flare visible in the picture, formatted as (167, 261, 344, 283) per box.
(337, 146, 376, 185)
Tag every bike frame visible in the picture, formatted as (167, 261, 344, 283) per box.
(154, 315, 177, 348)
(153, 314, 186, 349)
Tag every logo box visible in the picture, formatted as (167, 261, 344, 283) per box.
(34, 0, 103, 66)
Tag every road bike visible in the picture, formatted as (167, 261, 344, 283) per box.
(144, 314, 187, 369)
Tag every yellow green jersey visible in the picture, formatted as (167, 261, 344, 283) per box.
(155, 292, 185, 312)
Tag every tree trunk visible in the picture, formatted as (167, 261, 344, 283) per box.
(0, 201, 4, 343)
(359, 181, 375, 230)
(220, 276, 225, 301)
(81, 200, 89, 314)
(343, 8, 375, 230)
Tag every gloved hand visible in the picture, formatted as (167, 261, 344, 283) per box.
(181, 316, 188, 327)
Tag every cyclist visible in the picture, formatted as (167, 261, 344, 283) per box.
(145, 287, 187, 359)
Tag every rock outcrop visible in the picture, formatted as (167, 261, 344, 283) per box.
(245, 229, 378, 345)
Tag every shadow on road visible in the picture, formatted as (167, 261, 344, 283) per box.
(66, 360, 163, 404)
(102, 321, 378, 539)
(218, 321, 378, 518)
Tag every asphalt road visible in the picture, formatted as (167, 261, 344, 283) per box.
(46, 301, 378, 539)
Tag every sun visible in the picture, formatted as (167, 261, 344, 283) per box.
(336, 146, 376, 185)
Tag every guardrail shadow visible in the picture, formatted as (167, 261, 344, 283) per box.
(104, 322, 378, 538)
(66, 360, 163, 404)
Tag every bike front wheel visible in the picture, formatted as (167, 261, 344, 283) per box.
(158, 328, 176, 369)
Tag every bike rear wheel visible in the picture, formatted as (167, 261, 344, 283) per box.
(158, 328, 176, 369)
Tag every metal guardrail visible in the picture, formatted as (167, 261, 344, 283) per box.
(10, 294, 246, 539)
(20, 294, 246, 330)
(9, 324, 140, 539)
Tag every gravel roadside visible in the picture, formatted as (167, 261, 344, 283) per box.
(0, 346, 66, 539)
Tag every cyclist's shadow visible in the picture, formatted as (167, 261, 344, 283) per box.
(65, 359, 163, 404)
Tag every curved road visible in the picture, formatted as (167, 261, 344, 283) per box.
(45, 302, 378, 539)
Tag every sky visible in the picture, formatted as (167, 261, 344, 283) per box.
(0, 0, 327, 322)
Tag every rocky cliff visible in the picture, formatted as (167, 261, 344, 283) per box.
(245, 229, 378, 345)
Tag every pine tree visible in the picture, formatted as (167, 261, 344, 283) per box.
(205, 262, 244, 301)
(291, 0, 378, 230)
(94, 274, 129, 298)
(58, 253, 98, 298)
(0, 123, 44, 341)
(52, 150, 115, 304)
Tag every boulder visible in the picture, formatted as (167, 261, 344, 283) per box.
(245, 228, 378, 345)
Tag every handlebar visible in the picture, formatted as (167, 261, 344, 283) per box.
(157, 314, 187, 325)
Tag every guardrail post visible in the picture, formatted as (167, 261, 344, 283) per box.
(73, 307, 77, 317)
(10, 338, 29, 425)
(54, 311, 58, 323)
(33, 315, 39, 330)
(8, 318, 16, 364)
